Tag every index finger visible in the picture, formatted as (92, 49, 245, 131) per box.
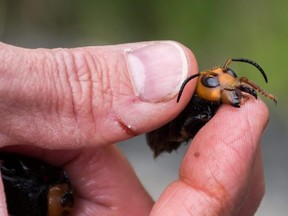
(151, 99, 269, 216)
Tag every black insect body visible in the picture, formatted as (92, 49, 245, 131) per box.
(0, 153, 74, 216)
(146, 58, 277, 157)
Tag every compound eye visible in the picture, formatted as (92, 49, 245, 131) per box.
(61, 191, 74, 208)
(225, 68, 238, 78)
(201, 75, 220, 88)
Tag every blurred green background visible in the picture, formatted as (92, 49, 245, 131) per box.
(0, 0, 287, 215)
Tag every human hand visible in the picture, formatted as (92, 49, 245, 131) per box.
(150, 100, 268, 216)
(0, 41, 268, 216)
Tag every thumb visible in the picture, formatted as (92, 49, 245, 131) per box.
(0, 41, 197, 148)
(98, 41, 198, 144)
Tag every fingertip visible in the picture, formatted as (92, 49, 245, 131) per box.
(215, 99, 270, 142)
(151, 180, 222, 216)
(111, 41, 198, 139)
(178, 98, 270, 209)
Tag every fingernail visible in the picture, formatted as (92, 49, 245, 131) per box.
(126, 41, 188, 102)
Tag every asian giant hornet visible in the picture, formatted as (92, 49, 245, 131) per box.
(0, 153, 74, 216)
(146, 58, 277, 157)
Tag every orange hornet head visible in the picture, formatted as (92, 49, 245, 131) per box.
(177, 58, 277, 107)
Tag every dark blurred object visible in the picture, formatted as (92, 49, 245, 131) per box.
(0, 153, 73, 216)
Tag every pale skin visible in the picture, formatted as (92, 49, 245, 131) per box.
(0, 41, 268, 216)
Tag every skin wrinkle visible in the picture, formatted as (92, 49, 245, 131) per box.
(180, 180, 225, 216)
(233, 133, 259, 208)
(84, 52, 99, 139)
(63, 49, 80, 123)
(216, 134, 251, 181)
(179, 186, 195, 215)
(48, 49, 89, 147)
(245, 111, 259, 152)
(44, 49, 61, 118)
(75, 184, 116, 211)
(90, 50, 111, 103)
(236, 184, 252, 215)
(61, 47, 129, 146)
(206, 156, 225, 192)
(205, 162, 229, 212)
(114, 64, 131, 97)
(75, 201, 115, 216)
(70, 49, 104, 143)
(85, 49, 113, 110)
(111, 53, 149, 136)
(52, 49, 75, 115)
(53, 49, 98, 146)
(29, 52, 45, 109)
(238, 147, 265, 215)
(180, 136, 229, 204)
(70, 147, 125, 213)
(41, 51, 56, 116)
(178, 102, 265, 216)
(180, 173, 225, 211)
(111, 56, 140, 136)
(71, 50, 85, 106)
(91, 52, 115, 141)
(50, 52, 65, 124)
(98, 49, 139, 138)
(52, 50, 74, 131)
(208, 158, 242, 216)
(72, 50, 95, 120)
(180, 155, 248, 215)
(216, 105, 257, 159)
(93, 54, 112, 111)
(226, 109, 263, 215)
(235, 149, 261, 214)
(213, 124, 253, 214)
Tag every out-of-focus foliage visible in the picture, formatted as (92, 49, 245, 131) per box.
(0, 0, 286, 106)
